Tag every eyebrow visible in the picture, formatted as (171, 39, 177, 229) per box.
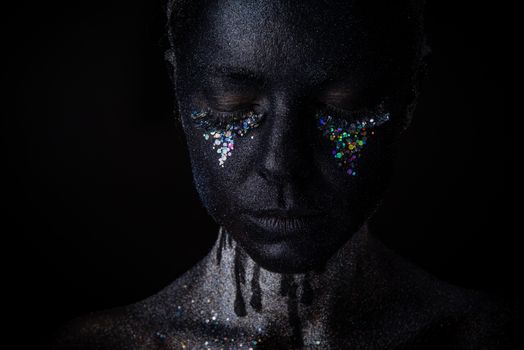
(205, 65, 361, 94)
(207, 65, 266, 84)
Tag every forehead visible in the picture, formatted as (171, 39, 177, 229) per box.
(180, 0, 387, 88)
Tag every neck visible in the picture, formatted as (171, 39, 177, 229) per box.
(191, 223, 371, 347)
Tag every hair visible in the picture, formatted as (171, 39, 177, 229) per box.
(164, 0, 429, 130)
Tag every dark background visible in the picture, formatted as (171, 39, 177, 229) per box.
(3, 0, 519, 347)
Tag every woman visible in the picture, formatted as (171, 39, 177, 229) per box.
(53, 0, 514, 348)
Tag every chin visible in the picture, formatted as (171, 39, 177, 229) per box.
(238, 234, 339, 274)
(221, 211, 356, 273)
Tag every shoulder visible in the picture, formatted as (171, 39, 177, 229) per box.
(48, 280, 200, 350)
(407, 294, 521, 350)
(48, 302, 176, 350)
(446, 295, 521, 349)
(49, 307, 140, 350)
(364, 236, 521, 349)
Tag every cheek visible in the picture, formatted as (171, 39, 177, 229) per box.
(189, 109, 263, 168)
(182, 112, 263, 221)
(313, 112, 395, 217)
(316, 111, 391, 177)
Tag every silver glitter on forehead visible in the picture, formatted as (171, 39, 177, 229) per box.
(191, 110, 263, 167)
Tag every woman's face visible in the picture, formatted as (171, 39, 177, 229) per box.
(173, 0, 418, 273)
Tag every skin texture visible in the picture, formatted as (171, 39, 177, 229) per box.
(171, 0, 421, 273)
(51, 226, 515, 349)
(50, 1, 517, 349)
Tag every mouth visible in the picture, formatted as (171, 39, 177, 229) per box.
(242, 208, 326, 243)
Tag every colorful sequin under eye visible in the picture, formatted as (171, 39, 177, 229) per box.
(191, 109, 263, 167)
(316, 110, 390, 176)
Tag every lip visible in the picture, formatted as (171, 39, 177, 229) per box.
(242, 208, 326, 243)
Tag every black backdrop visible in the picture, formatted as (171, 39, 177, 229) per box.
(3, 0, 519, 347)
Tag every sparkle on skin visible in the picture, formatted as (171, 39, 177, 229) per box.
(316, 108, 390, 176)
(192, 106, 390, 176)
(191, 109, 264, 167)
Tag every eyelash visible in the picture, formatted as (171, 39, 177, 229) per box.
(319, 103, 386, 123)
(193, 101, 386, 131)
(208, 106, 256, 121)
(190, 106, 265, 136)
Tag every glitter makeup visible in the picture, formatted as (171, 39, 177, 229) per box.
(167, 293, 266, 350)
(191, 109, 264, 167)
(316, 105, 390, 176)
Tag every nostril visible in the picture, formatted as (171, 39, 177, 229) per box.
(255, 95, 315, 183)
(257, 167, 272, 182)
(256, 131, 314, 185)
(256, 160, 291, 184)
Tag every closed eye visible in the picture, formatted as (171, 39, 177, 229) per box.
(319, 102, 387, 123)
(191, 106, 265, 132)
(207, 104, 261, 121)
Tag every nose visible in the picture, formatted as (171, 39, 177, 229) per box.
(256, 93, 313, 184)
